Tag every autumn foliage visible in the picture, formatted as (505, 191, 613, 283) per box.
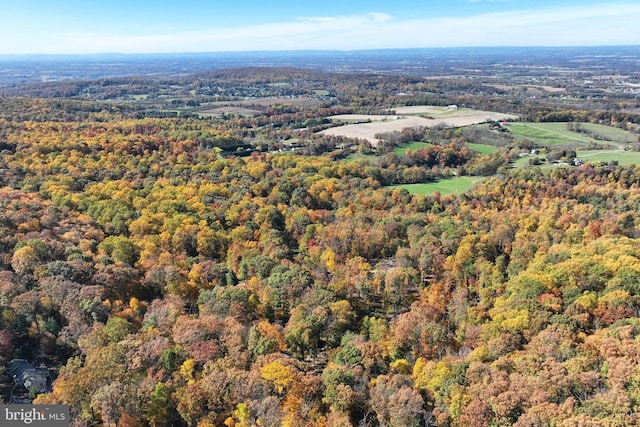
(0, 80, 639, 426)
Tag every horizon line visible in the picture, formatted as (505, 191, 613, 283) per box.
(1, 44, 639, 58)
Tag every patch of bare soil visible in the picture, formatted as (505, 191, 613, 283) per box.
(319, 109, 519, 145)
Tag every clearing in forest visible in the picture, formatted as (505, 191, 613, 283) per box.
(389, 176, 488, 196)
(319, 107, 518, 145)
(507, 122, 638, 146)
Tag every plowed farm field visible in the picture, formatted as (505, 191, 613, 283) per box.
(319, 107, 518, 145)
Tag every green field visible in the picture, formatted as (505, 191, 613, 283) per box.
(506, 122, 636, 146)
(393, 141, 432, 156)
(513, 149, 640, 169)
(389, 176, 487, 196)
(393, 142, 496, 157)
(345, 152, 377, 162)
(507, 123, 591, 145)
(577, 123, 638, 143)
(578, 150, 640, 166)
(512, 155, 551, 169)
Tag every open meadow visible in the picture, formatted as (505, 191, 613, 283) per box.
(513, 149, 640, 169)
(578, 150, 640, 165)
(319, 107, 518, 145)
(389, 176, 487, 196)
(393, 141, 433, 156)
(391, 141, 497, 156)
(506, 122, 637, 146)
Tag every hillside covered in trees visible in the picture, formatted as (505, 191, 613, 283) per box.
(1, 65, 640, 426)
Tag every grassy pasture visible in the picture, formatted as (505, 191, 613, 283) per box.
(507, 122, 637, 146)
(512, 149, 640, 169)
(392, 141, 497, 157)
(577, 123, 638, 143)
(512, 155, 551, 169)
(393, 142, 432, 156)
(507, 123, 592, 145)
(578, 150, 640, 166)
(389, 176, 486, 196)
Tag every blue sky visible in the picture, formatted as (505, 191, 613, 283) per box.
(2, 0, 639, 54)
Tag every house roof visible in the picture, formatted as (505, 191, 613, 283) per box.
(7, 359, 51, 393)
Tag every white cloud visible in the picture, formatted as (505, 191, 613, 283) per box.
(301, 12, 393, 24)
(12, 3, 640, 54)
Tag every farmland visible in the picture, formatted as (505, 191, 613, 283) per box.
(392, 141, 496, 157)
(393, 141, 432, 156)
(577, 149, 640, 165)
(467, 142, 499, 155)
(389, 176, 487, 196)
(512, 148, 640, 169)
(506, 122, 638, 146)
(319, 107, 519, 145)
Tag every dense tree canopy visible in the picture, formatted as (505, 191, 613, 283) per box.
(1, 68, 640, 426)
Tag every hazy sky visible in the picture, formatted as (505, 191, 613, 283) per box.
(2, 0, 639, 54)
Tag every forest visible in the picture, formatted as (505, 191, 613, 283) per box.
(1, 63, 640, 426)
